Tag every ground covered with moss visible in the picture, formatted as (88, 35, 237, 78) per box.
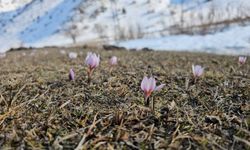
(0, 48, 249, 149)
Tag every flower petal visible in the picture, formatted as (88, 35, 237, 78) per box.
(69, 69, 75, 80)
(141, 76, 148, 91)
(154, 84, 165, 91)
(149, 77, 156, 91)
(85, 52, 100, 68)
(192, 65, 204, 77)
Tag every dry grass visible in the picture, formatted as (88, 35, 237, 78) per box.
(0, 48, 249, 149)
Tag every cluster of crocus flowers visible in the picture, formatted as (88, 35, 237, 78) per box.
(109, 56, 118, 66)
(238, 56, 247, 65)
(69, 68, 75, 81)
(192, 65, 204, 79)
(85, 52, 100, 82)
(141, 76, 165, 108)
(67, 52, 116, 83)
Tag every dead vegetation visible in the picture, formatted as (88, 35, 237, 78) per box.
(0, 48, 249, 149)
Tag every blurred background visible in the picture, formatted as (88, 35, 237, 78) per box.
(0, 0, 249, 55)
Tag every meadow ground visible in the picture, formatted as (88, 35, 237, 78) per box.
(0, 48, 249, 149)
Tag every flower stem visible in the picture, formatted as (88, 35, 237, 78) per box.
(109, 66, 113, 75)
(145, 96, 149, 107)
(194, 77, 197, 84)
(152, 98, 155, 112)
(87, 68, 93, 84)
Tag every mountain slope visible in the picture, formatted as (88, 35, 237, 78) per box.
(0, 0, 249, 55)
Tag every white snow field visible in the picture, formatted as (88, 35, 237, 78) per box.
(0, 0, 249, 55)
(116, 25, 250, 55)
(0, 0, 32, 12)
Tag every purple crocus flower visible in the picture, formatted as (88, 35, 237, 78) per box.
(192, 65, 204, 78)
(239, 56, 247, 65)
(141, 76, 165, 108)
(69, 68, 75, 81)
(141, 76, 165, 99)
(109, 56, 118, 66)
(85, 52, 100, 82)
(85, 52, 100, 70)
(68, 52, 78, 59)
(0, 53, 6, 58)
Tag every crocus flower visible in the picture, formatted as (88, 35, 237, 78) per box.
(141, 76, 165, 99)
(109, 56, 118, 66)
(141, 76, 165, 108)
(85, 52, 100, 82)
(69, 68, 75, 81)
(192, 65, 204, 78)
(239, 56, 247, 65)
(0, 53, 6, 58)
(85, 52, 100, 69)
(68, 52, 78, 59)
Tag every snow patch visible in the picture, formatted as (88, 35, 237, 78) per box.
(115, 25, 250, 55)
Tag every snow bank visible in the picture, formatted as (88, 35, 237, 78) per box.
(0, 0, 249, 56)
(115, 25, 250, 55)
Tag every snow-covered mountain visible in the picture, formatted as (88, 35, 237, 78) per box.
(0, 0, 250, 55)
